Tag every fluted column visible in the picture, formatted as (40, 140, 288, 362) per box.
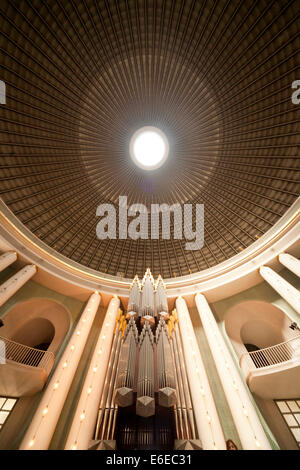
(0, 251, 17, 273)
(175, 297, 226, 450)
(0, 264, 36, 307)
(19, 292, 101, 450)
(279, 253, 300, 278)
(260, 266, 300, 314)
(195, 293, 272, 450)
(65, 296, 120, 450)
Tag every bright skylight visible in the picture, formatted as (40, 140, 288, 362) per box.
(130, 126, 169, 170)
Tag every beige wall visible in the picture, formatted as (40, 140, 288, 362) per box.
(254, 396, 299, 450)
(0, 266, 84, 324)
(0, 266, 86, 449)
(211, 269, 300, 325)
(224, 300, 295, 359)
(210, 270, 300, 450)
(1, 298, 70, 353)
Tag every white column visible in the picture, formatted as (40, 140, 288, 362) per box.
(0, 264, 36, 307)
(260, 266, 300, 314)
(279, 253, 300, 278)
(195, 293, 272, 450)
(19, 292, 101, 450)
(175, 297, 226, 450)
(65, 296, 120, 450)
(0, 251, 17, 272)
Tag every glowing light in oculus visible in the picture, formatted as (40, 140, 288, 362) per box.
(130, 126, 169, 170)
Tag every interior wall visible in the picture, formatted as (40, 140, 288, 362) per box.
(254, 396, 299, 450)
(0, 308, 107, 451)
(0, 265, 86, 449)
(224, 300, 295, 359)
(0, 298, 70, 354)
(211, 268, 300, 326)
(0, 266, 84, 325)
(209, 268, 300, 450)
(1, 261, 299, 449)
(11, 317, 55, 349)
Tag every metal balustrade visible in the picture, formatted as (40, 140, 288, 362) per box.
(0, 335, 54, 375)
(240, 336, 300, 376)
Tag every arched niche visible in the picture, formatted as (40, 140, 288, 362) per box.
(0, 298, 71, 354)
(11, 317, 55, 351)
(224, 300, 295, 360)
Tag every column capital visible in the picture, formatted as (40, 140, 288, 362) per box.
(194, 292, 206, 300)
(259, 262, 300, 314)
(0, 251, 18, 273)
(259, 265, 271, 274)
(7, 250, 18, 257)
(278, 252, 300, 278)
(0, 264, 37, 307)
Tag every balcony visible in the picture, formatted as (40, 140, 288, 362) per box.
(240, 336, 300, 399)
(0, 335, 54, 397)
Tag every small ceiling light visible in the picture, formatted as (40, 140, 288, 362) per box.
(130, 126, 169, 170)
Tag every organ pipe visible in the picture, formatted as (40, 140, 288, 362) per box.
(156, 319, 176, 407)
(93, 270, 199, 449)
(141, 269, 155, 317)
(127, 276, 140, 316)
(136, 321, 155, 417)
(156, 276, 168, 316)
(114, 317, 138, 407)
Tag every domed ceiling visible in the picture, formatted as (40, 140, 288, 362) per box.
(0, 0, 299, 279)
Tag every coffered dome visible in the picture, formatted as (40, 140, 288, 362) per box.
(0, 0, 299, 279)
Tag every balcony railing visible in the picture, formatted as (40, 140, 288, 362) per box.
(240, 336, 300, 376)
(0, 335, 54, 375)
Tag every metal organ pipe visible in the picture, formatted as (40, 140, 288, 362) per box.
(93, 311, 123, 439)
(114, 317, 138, 407)
(156, 277, 168, 315)
(99, 317, 123, 441)
(168, 312, 196, 441)
(173, 321, 197, 440)
(127, 277, 140, 315)
(136, 321, 155, 417)
(141, 269, 155, 318)
(88, 271, 203, 450)
(156, 319, 176, 407)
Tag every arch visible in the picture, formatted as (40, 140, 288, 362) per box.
(0, 298, 71, 353)
(11, 317, 55, 350)
(224, 300, 295, 360)
(244, 343, 260, 353)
